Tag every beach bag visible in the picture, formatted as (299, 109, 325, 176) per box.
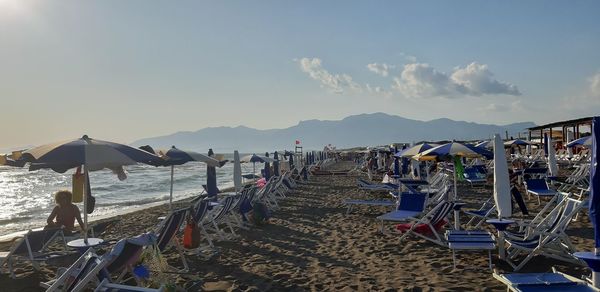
(252, 202, 271, 225)
(71, 167, 84, 203)
(183, 217, 201, 249)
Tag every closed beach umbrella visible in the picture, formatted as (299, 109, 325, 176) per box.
(20, 135, 164, 240)
(493, 134, 512, 218)
(156, 146, 220, 210)
(264, 152, 271, 180)
(546, 136, 559, 177)
(233, 150, 242, 193)
(273, 151, 280, 176)
(543, 133, 549, 157)
(206, 149, 218, 199)
(393, 146, 400, 176)
(288, 152, 294, 169)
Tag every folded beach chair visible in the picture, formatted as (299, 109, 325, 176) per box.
(376, 192, 428, 233)
(0, 228, 69, 278)
(524, 178, 558, 204)
(504, 197, 585, 271)
(493, 268, 597, 292)
(396, 200, 456, 247)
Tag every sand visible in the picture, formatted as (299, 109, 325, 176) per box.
(0, 161, 595, 291)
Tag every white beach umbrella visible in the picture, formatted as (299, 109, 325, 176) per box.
(547, 138, 559, 177)
(233, 150, 242, 193)
(493, 134, 512, 218)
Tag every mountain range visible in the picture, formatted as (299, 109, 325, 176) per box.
(131, 113, 535, 152)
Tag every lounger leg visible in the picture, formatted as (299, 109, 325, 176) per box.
(488, 250, 492, 270)
(452, 250, 457, 270)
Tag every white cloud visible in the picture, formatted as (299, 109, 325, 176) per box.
(366, 63, 394, 77)
(399, 52, 418, 63)
(297, 57, 361, 94)
(392, 62, 521, 98)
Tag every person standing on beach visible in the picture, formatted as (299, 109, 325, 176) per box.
(46, 190, 85, 234)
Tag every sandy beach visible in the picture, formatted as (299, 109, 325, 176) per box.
(0, 160, 594, 291)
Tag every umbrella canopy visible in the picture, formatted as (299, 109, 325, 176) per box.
(156, 146, 220, 167)
(240, 154, 275, 163)
(493, 134, 512, 218)
(273, 151, 280, 176)
(547, 136, 559, 177)
(394, 143, 436, 158)
(567, 136, 592, 148)
(475, 140, 492, 149)
(415, 142, 492, 161)
(504, 139, 531, 147)
(21, 135, 164, 173)
(233, 150, 242, 192)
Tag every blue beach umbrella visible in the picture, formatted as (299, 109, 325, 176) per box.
(574, 117, 600, 288)
(206, 149, 218, 199)
(394, 143, 436, 158)
(273, 151, 280, 176)
(503, 139, 532, 147)
(476, 140, 492, 149)
(20, 135, 164, 240)
(264, 152, 271, 180)
(241, 154, 275, 176)
(155, 146, 220, 210)
(567, 136, 592, 148)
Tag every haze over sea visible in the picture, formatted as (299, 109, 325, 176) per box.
(0, 153, 256, 236)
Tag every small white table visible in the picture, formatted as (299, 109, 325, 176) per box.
(67, 238, 104, 253)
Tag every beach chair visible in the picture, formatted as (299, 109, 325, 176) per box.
(203, 195, 238, 240)
(493, 268, 598, 291)
(446, 230, 496, 270)
(376, 193, 428, 233)
(396, 200, 456, 247)
(95, 279, 165, 292)
(462, 167, 487, 186)
(524, 178, 558, 204)
(0, 228, 69, 278)
(189, 199, 217, 252)
(504, 197, 585, 271)
(155, 208, 189, 272)
(464, 197, 496, 228)
(43, 249, 107, 292)
(357, 178, 398, 191)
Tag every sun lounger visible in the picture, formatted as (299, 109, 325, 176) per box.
(446, 230, 495, 270)
(396, 200, 455, 246)
(376, 193, 428, 233)
(463, 167, 487, 186)
(156, 208, 189, 272)
(493, 269, 598, 292)
(0, 228, 70, 278)
(525, 179, 558, 204)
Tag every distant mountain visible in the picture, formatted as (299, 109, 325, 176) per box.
(131, 113, 536, 152)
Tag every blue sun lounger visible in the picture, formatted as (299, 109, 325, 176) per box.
(376, 192, 427, 232)
(525, 179, 558, 204)
(446, 230, 495, 270)
(493, 269, 598, 292)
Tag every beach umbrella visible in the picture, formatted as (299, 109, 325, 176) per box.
(567, 136, 592, 148)
(273, 151, 280, 176)
(393, 146, 400, 176)
(288, 152, 294, 169)
(493, 134, 512, 218)
(475, 140, 492, 149)
(264, 152, 271, 180)
(546, 136, 559, 177)
(574, 117, 600, 288)
(241, 154, 275, 176)
(416, 142, 491, 229)
(543, 133, 549, 157)
(206, 149, 218, 199)
(20, 135, 164, 240)
(503, 139, 531, 147)
(395, 143, 436, 158)
(156, 146, 220, 210)
(233, 151, 242, 193)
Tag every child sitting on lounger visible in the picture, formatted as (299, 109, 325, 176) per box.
(46, 190, 85, 234)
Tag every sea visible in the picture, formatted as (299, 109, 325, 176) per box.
(0, 153, 260, 237)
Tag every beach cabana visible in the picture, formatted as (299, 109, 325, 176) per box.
(19, 135, 164, 240)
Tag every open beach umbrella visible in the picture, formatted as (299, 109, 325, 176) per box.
(475, 140, 492, 149)
(273, 151, 280, 176)
(395, 143, 436, 158)
(503, 139, 531, 147)
(241, 154, 275, 176)
(206, 149, 218, 199)
(155, 146, 220, 210)
(264, 152, 271, 180)
(546, 136, 559, 177)
(574, 117, 600, 288)
(416, 142, 492, 229)
(493, 134, 512, 218)
(233, 151, 242, 193)
(567, 136, 592, 148)
(20, 135, 164, 240)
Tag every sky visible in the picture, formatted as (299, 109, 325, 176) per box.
(1, 0, 599, 149)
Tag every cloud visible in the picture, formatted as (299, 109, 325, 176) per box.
(296, 58, 361, 94)
(450, 63, 521, 96)
(366, 63, 394, 77)
(589, 72, 600, 97)
(399, 52, 417, 63)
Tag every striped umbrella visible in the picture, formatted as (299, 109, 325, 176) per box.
(155, 146, 220, 210)
(20, 135, 164, 240)
(394, 143, 437, 158)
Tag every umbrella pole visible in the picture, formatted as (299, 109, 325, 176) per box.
(83, 164, 89, 242)
(169, 165, 174, 211)
(453, 165, 460, 230)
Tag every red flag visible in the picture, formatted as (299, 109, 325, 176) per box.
(295, 140, 300, 145)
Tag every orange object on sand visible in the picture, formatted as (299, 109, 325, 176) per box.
(395, 219, 447, 235)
